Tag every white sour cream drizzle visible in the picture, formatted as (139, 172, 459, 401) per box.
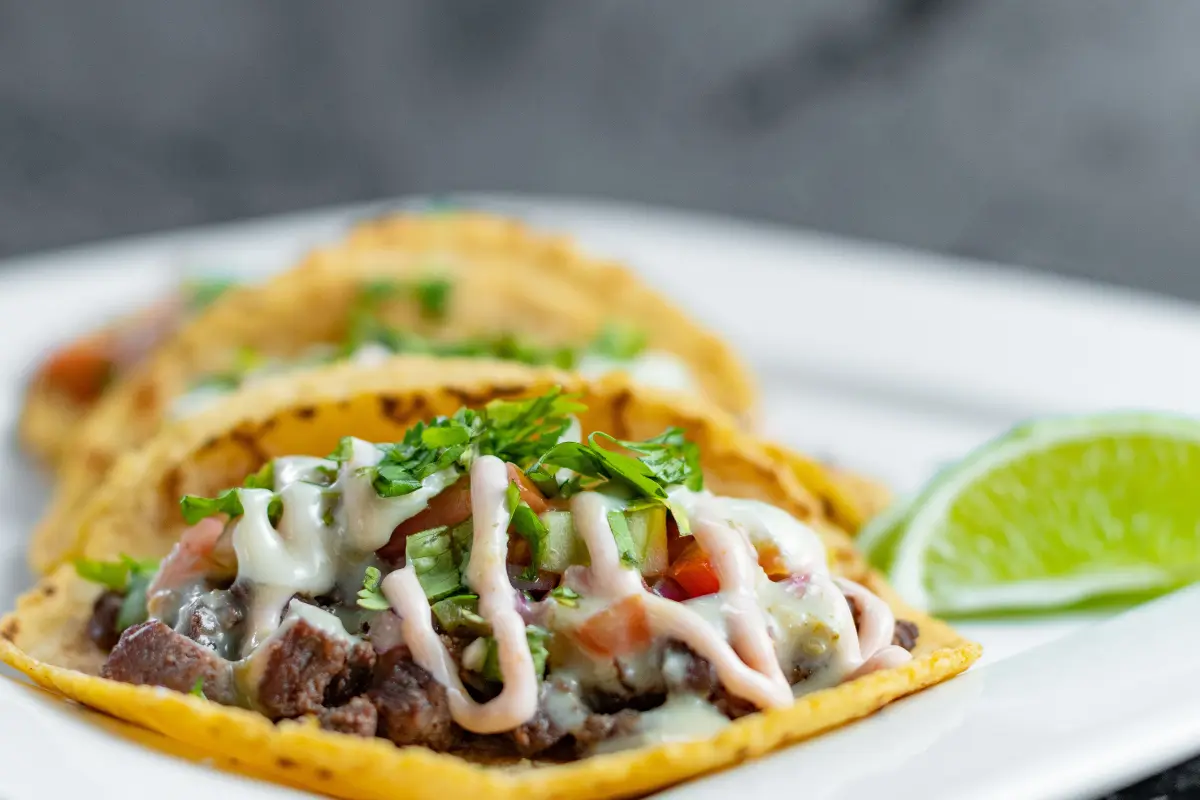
(380, 455, 539, 733)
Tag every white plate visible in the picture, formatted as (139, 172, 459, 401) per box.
(3, 194, 1199, 800)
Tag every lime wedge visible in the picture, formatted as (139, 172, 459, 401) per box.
(882, 413, 1200, 615)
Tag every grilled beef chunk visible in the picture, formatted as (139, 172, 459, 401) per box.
(102, 620, 237, 704)
(369, 648, 459, 751)
(255, 618, 374, 720)
(87, 590, 124, 651)
(178, 590, 244, 659)
(319, 697, 379, 737)
(892, 620, 919, 651)
(662, 643, 757, 719)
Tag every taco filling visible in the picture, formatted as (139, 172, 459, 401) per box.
(170, 281, 697, 420)
(34, 278, 233, 407)
(77, 391, 916, 759)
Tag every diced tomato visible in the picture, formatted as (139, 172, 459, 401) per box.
(506, 463, 548, 513)
(574, 595, 652, 657)
(666, 541, 721, 598)
(665, 515, 690, 563)
(38, 337, 114, 404)
(756, 542, 791, 580)
(377, 477, 473, 561)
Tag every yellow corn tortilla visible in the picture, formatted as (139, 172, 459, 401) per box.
(2, 358, 979, 800)
(28, 212, 758, 574)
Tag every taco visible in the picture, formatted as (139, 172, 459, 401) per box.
(29, 212, 757, 573)
(18, 278, 232, 466)
(1, 359, 978, 800)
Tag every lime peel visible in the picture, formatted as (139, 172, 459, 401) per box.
(886, 412, 1200, 615)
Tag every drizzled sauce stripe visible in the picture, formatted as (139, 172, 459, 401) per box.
(381, 455, 538, 733)
(571, 491, 794, 709)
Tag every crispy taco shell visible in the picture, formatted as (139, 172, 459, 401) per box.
(3, 358, 978, 800)
(29, 212, 757, 573)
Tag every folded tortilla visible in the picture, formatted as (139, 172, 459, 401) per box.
(29, 212, 759, 574)
(2, 358, 978, 800)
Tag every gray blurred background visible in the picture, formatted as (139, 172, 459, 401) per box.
(4, 1, 1200, 303)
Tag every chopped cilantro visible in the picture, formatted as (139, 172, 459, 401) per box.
(479, 389, 585, 467)
(73, 554, 159, 593)
(589, 322, 647, 361)
(549, 585, 581, 608)
(527, 427, 702, 499)
(180, 467, 284, 525)
(356, 566, 390, 611)
(363, 389, 582, 499)
(527, 426, 701, 534)
(189, 677, 207, 699)
(328, 437, 356, 464)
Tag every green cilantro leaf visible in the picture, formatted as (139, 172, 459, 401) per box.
(179, 489, 243, 525)
(242, 461, 275, 491)
(357, 566, 390, 611)
(479, 388, 586, 467)
(413, 277, 452, 321)
(528, 427, 702, 499)
(588, 321, 647, 361)
(328, 437, 355, 464)
(74, 558, 132, 591)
